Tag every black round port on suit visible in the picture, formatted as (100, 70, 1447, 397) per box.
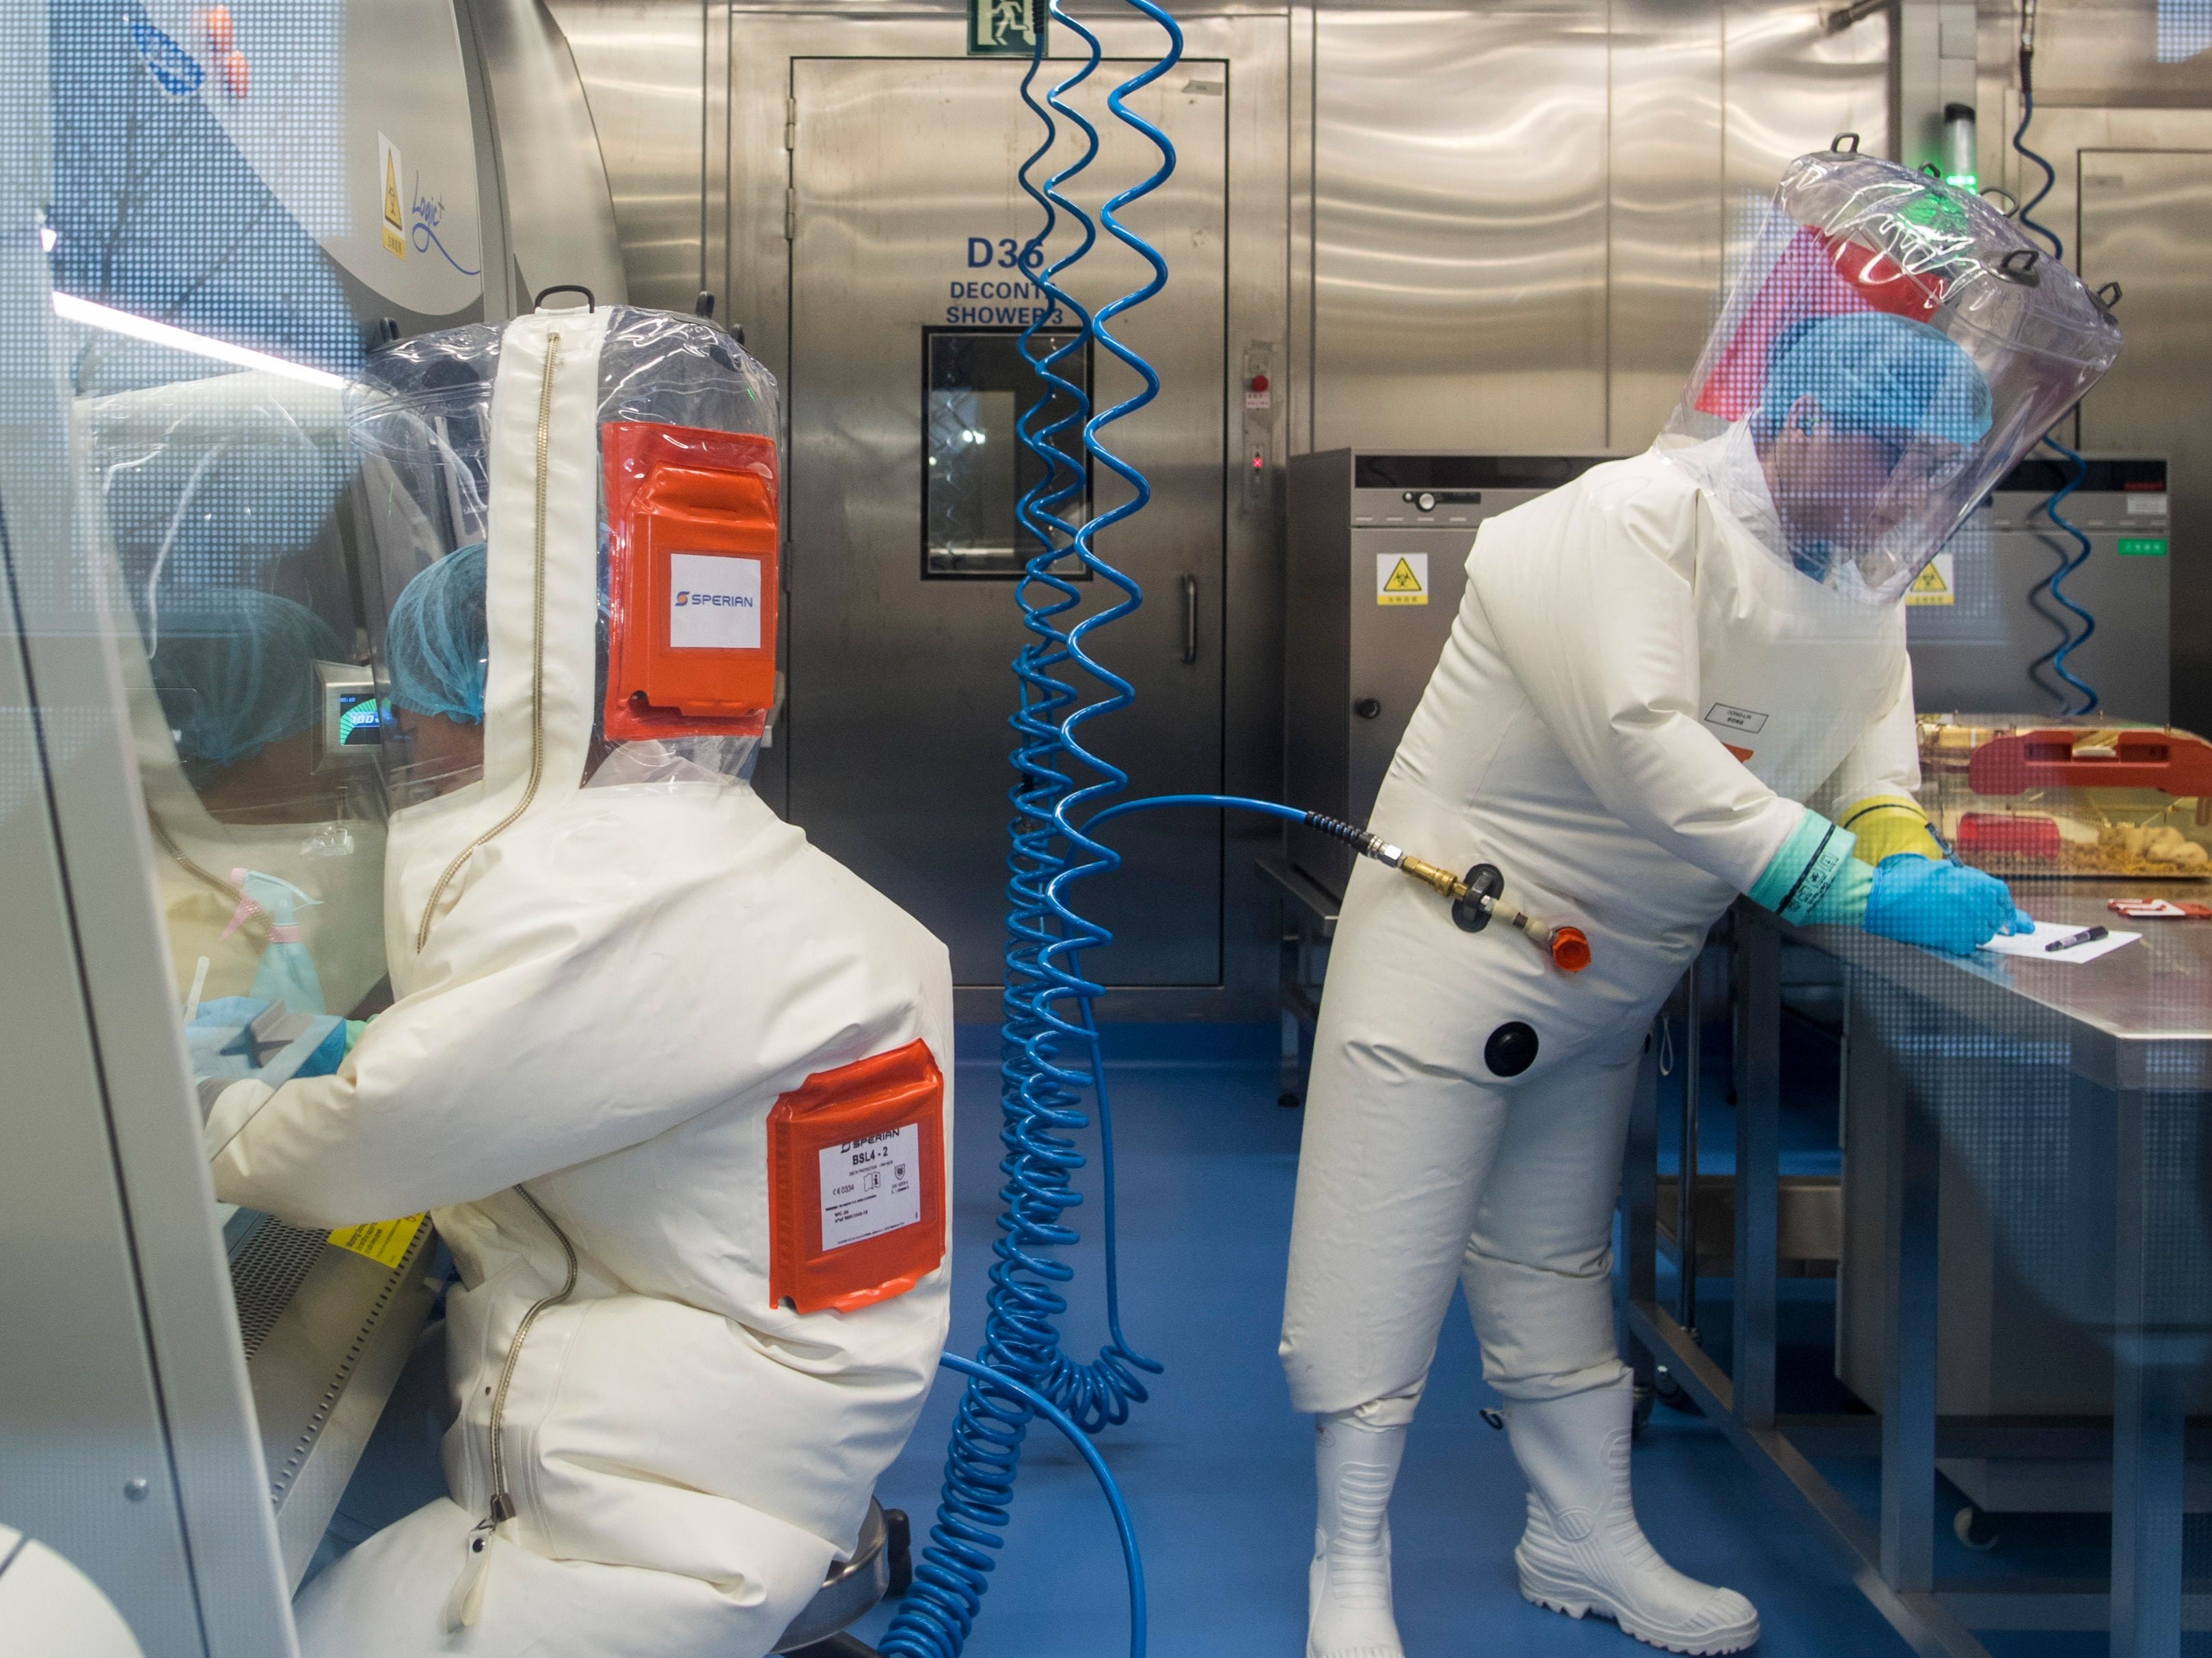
(1485, 1021, 1539, 1078)
(1353, 696, 1381, 720)
(1453, 863, 1503, 933)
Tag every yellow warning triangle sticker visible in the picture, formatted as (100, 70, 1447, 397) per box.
(383, 154, 403, 229)
(1383, 557, 1424, 593)
(1910, 562, 1948, 595)
(329, 1214, 427, 1272)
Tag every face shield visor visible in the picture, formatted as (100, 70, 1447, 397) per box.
(75, 370, 390, 1015)
(347, 304, 781, 815)
(1662, 147, 2122, 604)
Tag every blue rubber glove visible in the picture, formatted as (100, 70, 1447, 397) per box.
(1863, 854, 2034, 957)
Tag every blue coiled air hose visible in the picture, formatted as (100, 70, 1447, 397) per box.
(880, 4, 1182, 1655)
(2013, 4, 2099, 716)
(929, 1353, 1148, 1655)
(2031, 435, 2099, 716)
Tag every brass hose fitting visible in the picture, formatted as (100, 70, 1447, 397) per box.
(1297, 811, 1590, 973)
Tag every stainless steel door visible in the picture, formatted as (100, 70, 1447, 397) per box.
(2078, 149, 2212, 733)
(787, 57, 1226, 986)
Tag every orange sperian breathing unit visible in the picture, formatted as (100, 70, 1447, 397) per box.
(766, 1041, 947, 1316)
(602, 420, 779, 739)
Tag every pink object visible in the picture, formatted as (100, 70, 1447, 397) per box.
(221, 868, 265, 939)
(1957, 813, 2061, 862)
(1968, 728, 2212, 798)
(1692, 228, 1947, 422)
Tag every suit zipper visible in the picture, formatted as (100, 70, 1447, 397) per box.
(485, 1186, 580, 1520)
(449, 1184, 579, 1627)
(433, 324, 576, 1631)
(416, 328, 563, 953)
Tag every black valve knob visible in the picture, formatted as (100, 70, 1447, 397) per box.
(1353, 697, 1381, 720)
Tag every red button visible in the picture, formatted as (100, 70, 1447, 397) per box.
(1250, 374, 1269, 393)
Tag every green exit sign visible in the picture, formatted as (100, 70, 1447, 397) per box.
(968, 0, 1044, 55)
(2119, 536, 2169, 556)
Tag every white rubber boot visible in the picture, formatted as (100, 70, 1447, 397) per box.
(1506, 1377, 1760, 1655)
(1306, 1412, 1407, 1658)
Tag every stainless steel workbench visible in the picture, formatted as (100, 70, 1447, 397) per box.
(1625, 890, 2212, 1658)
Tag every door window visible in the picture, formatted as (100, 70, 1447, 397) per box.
(923, 327, 1090, 577)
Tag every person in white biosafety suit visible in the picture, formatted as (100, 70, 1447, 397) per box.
(1283, 151, 2122, 1657)
(199, 303, 954, 1658)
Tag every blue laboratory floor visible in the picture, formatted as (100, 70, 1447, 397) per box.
(850, 1023, 1915, 1658)
(322, 1018, 2198, 1655)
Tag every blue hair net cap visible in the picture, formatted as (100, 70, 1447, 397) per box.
(387, 543, 489, 723)
(149, 589, 344, 767)
(1759, 312, 1994, 448)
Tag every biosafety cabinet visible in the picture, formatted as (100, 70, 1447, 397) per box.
(0, 2, 618, 1651)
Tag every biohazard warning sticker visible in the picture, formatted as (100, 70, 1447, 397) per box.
(1905, 554, 1954, 607)
(1377, 552, 1429, 606)
(377, 133, 407, 259)
(820, 1125, 923, 1249)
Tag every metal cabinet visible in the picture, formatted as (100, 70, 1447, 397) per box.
(1282, 450, 1607, 895)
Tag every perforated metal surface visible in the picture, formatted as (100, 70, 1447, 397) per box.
(227, 1214, 331, 1361)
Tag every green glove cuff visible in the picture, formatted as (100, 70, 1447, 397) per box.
(1800, 855, 1872, 926)
(1747, 810, 1860, 924)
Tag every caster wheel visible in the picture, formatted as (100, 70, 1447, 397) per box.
(1277, 1090, 1302, 1109)
(1632, 1384, 1656, 1439)
(1954, 1505, 1999, 1553)
(1653, 1365, 1701, 1416)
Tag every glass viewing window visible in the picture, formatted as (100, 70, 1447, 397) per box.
(923, 328, 1091, 577)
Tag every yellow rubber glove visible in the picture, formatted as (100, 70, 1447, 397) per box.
(1839, 794, 1944, 866)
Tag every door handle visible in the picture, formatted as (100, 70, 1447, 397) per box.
(1181, 573, 1198, 665)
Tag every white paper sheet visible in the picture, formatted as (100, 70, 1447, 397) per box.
(1978, 921, 2142, 964)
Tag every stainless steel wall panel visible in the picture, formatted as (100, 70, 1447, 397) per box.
(2079, 146, 2212, 731)
(705, 0, 731, 318)
(1310, 5, 1611, 453)
(1977, 106, 2212, 735)
(1290, 5, 1318, 454)
(1720, 1, 1890, 249)
(464, 0, 630, 309)
(1219, 12, 1298, 1018)
(1298, 2, 1886, 458)
(1975, 0, 2212, 113)
(548, 0, 712, 312)
(1606, 1, 1723, 450)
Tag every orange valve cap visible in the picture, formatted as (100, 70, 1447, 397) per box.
(1550, 927, 1591, 973)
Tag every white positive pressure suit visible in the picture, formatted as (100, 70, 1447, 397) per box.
(201, 305, 954, 1658)
(1285, 148, 2122, 1658)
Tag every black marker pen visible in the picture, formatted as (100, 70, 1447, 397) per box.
(2045, 925, 2109, 953)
